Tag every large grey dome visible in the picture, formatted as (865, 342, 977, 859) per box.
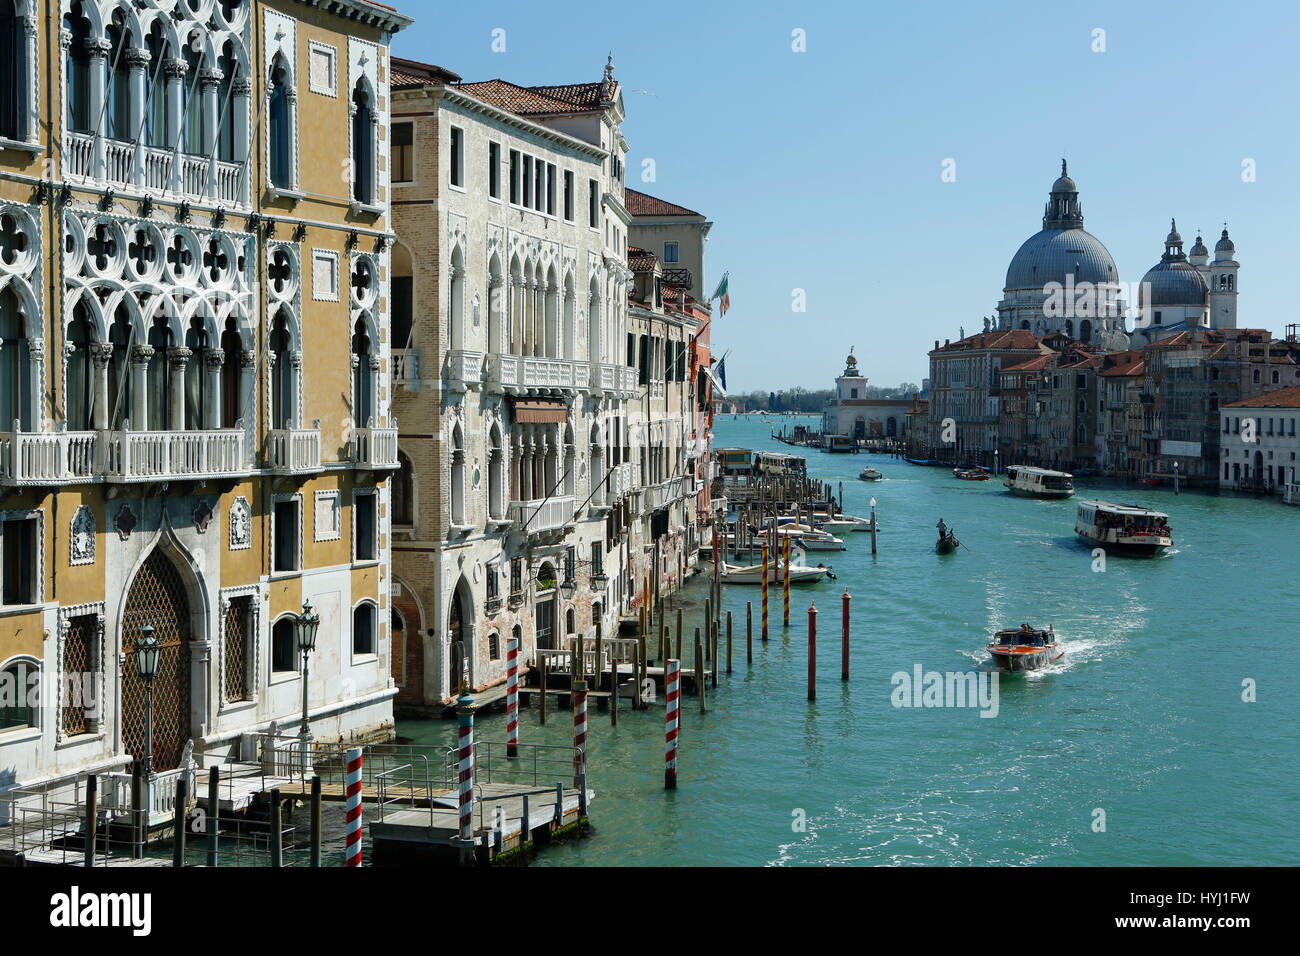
(1005, 227, 1119, 290)
(1139, 259, 1207, 308)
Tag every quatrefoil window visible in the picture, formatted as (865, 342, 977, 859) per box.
(268, 248, 295, 298)
(204, 238, 230, 284)
(88, 224, 118, 272)
(0, 214, 28, 267)
(351, 257, 374, 306)
(168, 234, 195, 279)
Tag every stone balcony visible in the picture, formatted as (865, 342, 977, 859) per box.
(67, 131, 246, 207)
(392, 349, 422, 391)
(510, 495, 576, 536)
(588, 362, 639, 399)
(485, 354, 580, 396)
(102, 428, 249, 482)
(267, 426, 323, 476)
(0, 428, 98, 486)
(445, 349, 483, 392)
(353, 425, 400, 471)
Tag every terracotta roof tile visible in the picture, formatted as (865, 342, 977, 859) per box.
(933, 329, 1042, 353)
(390, 57, 462, 87)
(452, 77, 616, 117)
(624, 188, 703, 218)
(1223, 386, 1300, 409)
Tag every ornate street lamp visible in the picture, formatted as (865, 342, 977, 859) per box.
(134, 625, 159, 826)
(295, 600, 320, 742)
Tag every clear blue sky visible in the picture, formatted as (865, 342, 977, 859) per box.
(391, 0, 1300, 394)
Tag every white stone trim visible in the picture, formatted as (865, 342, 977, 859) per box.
(217, 583, 262, 709)
(54, 601, 105, 742)
(269, 491, 303, 575)
(0, 507, 44, 609)
(228, 495, 252, 550)
(310, 247, 340, 301)
(307, 40, 338, 97)
(314, 489, 341, 542)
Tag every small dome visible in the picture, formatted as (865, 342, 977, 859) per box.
(1166, 219, 1182, 246)
(1051, 158, 1076, 193)
(1139, 259, 1208, 309)
(1215, 228, 1235, 254)
(1190, 235, 1208, 258)
(845, 353, 857, 367)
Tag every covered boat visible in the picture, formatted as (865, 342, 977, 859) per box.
(1004, 465, 1074, 499)
(859, 467, 884, 481)
(1075, 500, 1172, 555)
(988, 625, 1062, 672)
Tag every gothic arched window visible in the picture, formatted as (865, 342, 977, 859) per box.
(0, 0, 29, 141)
(146, 315, 173, 430)
(66, 305, 95, 431)
(64, 4, 92, 134)
(353, 602, 376, 656)
(0, 287, 31, 430)
(106, 18, 130, 141)
(270, 309, 294, 429)
(352, 317, 373, 427)
(108, 307, 131, 429)
(268, 57, 292, 187)
(394, 451, 414, 526)
(450, 424, 466, 526)
(351, 80, 374, 204)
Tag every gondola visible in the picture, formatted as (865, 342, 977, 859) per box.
(935, 530, 959, 554)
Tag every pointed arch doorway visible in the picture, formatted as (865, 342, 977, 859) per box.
(121, 548, 195, 772)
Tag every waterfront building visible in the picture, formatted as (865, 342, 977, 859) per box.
(0, 0, 411, 793)
(925, 329, 1044, 463)
(624, 243, 711, 611)
(820, 351, 913, 442)
(624, 186, 718, 571)
(387, 56, 642, 710)
(1219, 387, 1300, 494)
(1140, 328, 1298, 485)
(1096, 350, 1147, 478)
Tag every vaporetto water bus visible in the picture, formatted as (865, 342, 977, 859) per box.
(1004, 465, 1075, 499)
(1074, 500, 1172, 555)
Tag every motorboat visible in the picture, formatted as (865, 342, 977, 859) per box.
(859, 467, 884, 481)
(721, 560, 829, 584)
(953, 467, 991, 481)
(821, 514, 877, 533)
(1075, 500, 1172, 555)
(1004, 465, 1074, 499)
(987, 626, 1063, 672)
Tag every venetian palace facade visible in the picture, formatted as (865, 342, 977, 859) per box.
(0, 0, 410, 791)
(387, 59, 717, 710)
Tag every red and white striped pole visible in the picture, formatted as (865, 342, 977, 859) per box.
(664, 658, 680, 790)
(572, 679, 588, 790)
(344, 747, 363, 867)
(760, 542, 769, 641)
(456, 693, 475, 844)
(505, 631, 519, 758)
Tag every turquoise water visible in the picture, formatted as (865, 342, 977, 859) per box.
(400, 414, 1300, 866)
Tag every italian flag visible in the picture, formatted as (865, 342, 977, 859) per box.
(710, 272, 730, 316)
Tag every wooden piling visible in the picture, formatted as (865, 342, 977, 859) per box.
(269, 787, 282, 867)
(695, 628, 706, 713)
(746, 601, 753, 664)
(842, 589, 851, 681)
(807, 603, 818, 702)
(676, 605, 683, 665)
(208, 766, 221, 868)
(726, 610, 733, 674)
(760, 542, 770, 641)
(172, 774, 188, 867)
(539, 655, 548, 726)
(83, 774, 97, 869)
(783, 535, 791, 627)
(308, 774, 322, 868)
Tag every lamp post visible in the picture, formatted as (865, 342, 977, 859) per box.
(993, 448, 1000, 476)
(295, 600, 321, 775)
(133, 625, 160, 826)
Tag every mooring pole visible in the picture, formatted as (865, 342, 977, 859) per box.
(207, 766, 221, 868)
(308, 774, 321, 868)
(572, 679, 588, 790)
(455, 697, 474, 849)
(345, 746, 365, 866)
(783, 535, 792, 628)
(760, 542, 770, 641)
(695, 628, 706, 713)
(870, 497, 878, 555)
(841, 589, 851, 681)
(746, 601, 753, 664)
(539, 655, 548, 726)
(83, 774, 97, 869)
(807, 602, 818, 702)
(676, 605, 684, 665)
(664, 658, 680, 790)
(610, 645, 619, 726)
(726, 610, 733, 675)
(268, 787, 282, 868)
(172, 774, 188, 867)
(506, 629, 520, 757)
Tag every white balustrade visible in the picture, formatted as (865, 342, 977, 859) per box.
(510, 494, 576, 534)
(354, 426, 399, 469)
(104, 428, 247, 481)
(0, 428, 98, 485)
(268, 427, 322, 474)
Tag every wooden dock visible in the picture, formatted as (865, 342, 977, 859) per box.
(369, 781, 592, 865)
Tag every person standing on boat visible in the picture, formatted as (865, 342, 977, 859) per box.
(936, 518, 948, 538)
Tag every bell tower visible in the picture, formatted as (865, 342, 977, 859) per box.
(1209, 227, 1239, 330)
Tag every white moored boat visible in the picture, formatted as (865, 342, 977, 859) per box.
(1075, 500, 1172, 555)
(1004, 465, 1074, 499)
(821, 514, 877, 533)
(721, 558, 829, 584)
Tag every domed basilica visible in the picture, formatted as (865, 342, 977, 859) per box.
(991, 162, 1239, 349)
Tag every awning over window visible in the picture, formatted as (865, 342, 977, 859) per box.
(510, 399, 568, 423)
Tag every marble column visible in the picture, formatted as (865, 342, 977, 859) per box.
(203, 349, 224, 429)
(164, 58, 188, 191)
(168, 347, 192, 430)
(129, 345, 153, 430)
(85, 38, 112, 179)
(90, 342, 113, 431)
(126, 47, 151, 186)
(199, 66, 224, 197)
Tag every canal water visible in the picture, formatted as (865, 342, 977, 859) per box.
(400, 413, 1299, 866)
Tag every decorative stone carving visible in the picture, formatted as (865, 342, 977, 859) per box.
(229, 496, 251, 550)
(70, 505, 96, 565)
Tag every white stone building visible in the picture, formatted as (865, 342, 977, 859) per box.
(1219, 387, 1300, 495)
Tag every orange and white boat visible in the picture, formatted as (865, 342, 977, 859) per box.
(987, 625, 1062, 672)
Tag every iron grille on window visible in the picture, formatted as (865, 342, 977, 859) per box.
(223, 596, 252, 703)
(61, 615, 97, 737)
